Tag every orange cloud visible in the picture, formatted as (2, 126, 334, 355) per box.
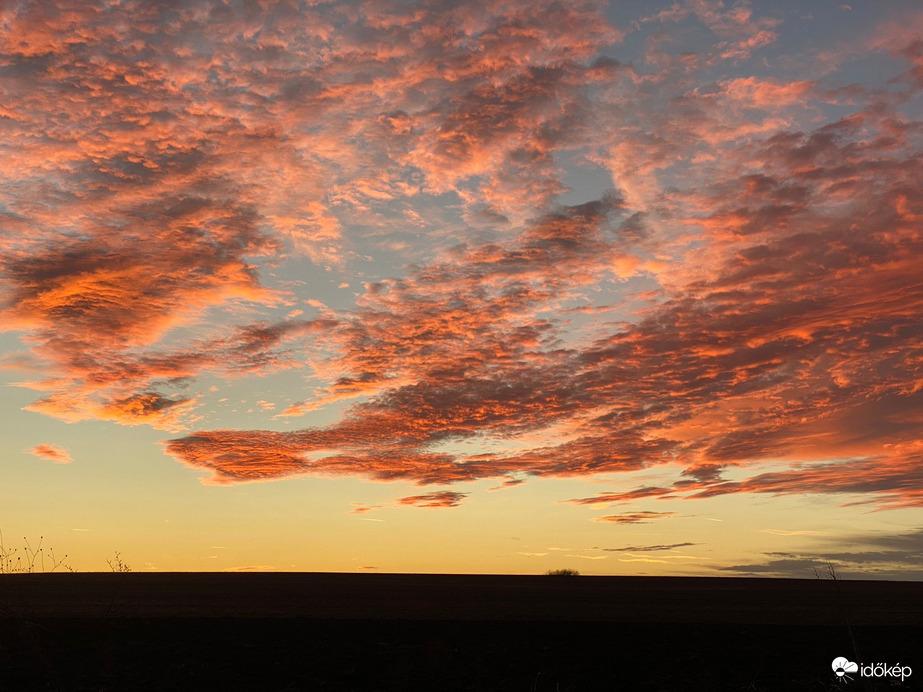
(0, 0, 630, 433)
(395, 491, 468, 509)
(2, 1, 921, 515)
(167, 90, 923, 509)
(350, 503, 383, 514)
(719, 77, 815, 109)
(563, 493, 637, 507)
(29, 444, 73, 464)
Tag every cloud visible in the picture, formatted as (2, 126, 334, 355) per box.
(488, 478, 526, 491)
(221, 565, 277, 573)
(644, 0, 780, 63)
(2, 1, 922, 517)
(866, 11, 923, 87)
(563, 492, 643, 507)
(394, 491, 469, 509)
(10, 314, 337, 431)
(167, 80, 923, 507)
(594, 512, 676, 525)
(602, 542, 699, 552)
(0, 0, 627, 433)
(350, 503, 382, 514)
(604, 446, 923, 510)
(0, 0, 350, 431)
(29, 443, 72, 464)
(719, 77, 815, 109)
(718, 527, 923, 579)
(166, 198, 654, 483)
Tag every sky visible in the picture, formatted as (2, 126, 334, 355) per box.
(1, 0, 922, 578)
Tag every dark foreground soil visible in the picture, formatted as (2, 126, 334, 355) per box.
(1, 573, 920, 691)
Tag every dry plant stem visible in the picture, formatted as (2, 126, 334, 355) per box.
(814, 561, 862, 686)
(0, 531, 71, 574)
(105, 551, 132, 616)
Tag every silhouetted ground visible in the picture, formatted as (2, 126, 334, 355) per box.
(1, 574, 920, 690)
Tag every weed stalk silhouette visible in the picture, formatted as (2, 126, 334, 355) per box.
(814, 561, 867, 690)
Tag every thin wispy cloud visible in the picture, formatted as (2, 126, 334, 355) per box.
(718, 525, 923, 580)
(602, 543, 699, 553)
(594, 512, 676, 525)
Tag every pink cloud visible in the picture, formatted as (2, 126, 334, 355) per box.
(644, 0, 780, 63)
(719, 77, 815, 109)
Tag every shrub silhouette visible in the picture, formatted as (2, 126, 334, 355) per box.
(545, 568, 580, 576)
(107, 551, 132, 573)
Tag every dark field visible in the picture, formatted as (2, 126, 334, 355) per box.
(1, 573, 920, 690)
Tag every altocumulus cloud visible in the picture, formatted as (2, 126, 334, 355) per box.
(0, 1, 921, 513)
(165, 2, 923, 511)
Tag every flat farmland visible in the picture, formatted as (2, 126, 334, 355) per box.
(1, 574, 920, 690)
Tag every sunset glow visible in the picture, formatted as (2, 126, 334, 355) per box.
(2, 0, 922, 577)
